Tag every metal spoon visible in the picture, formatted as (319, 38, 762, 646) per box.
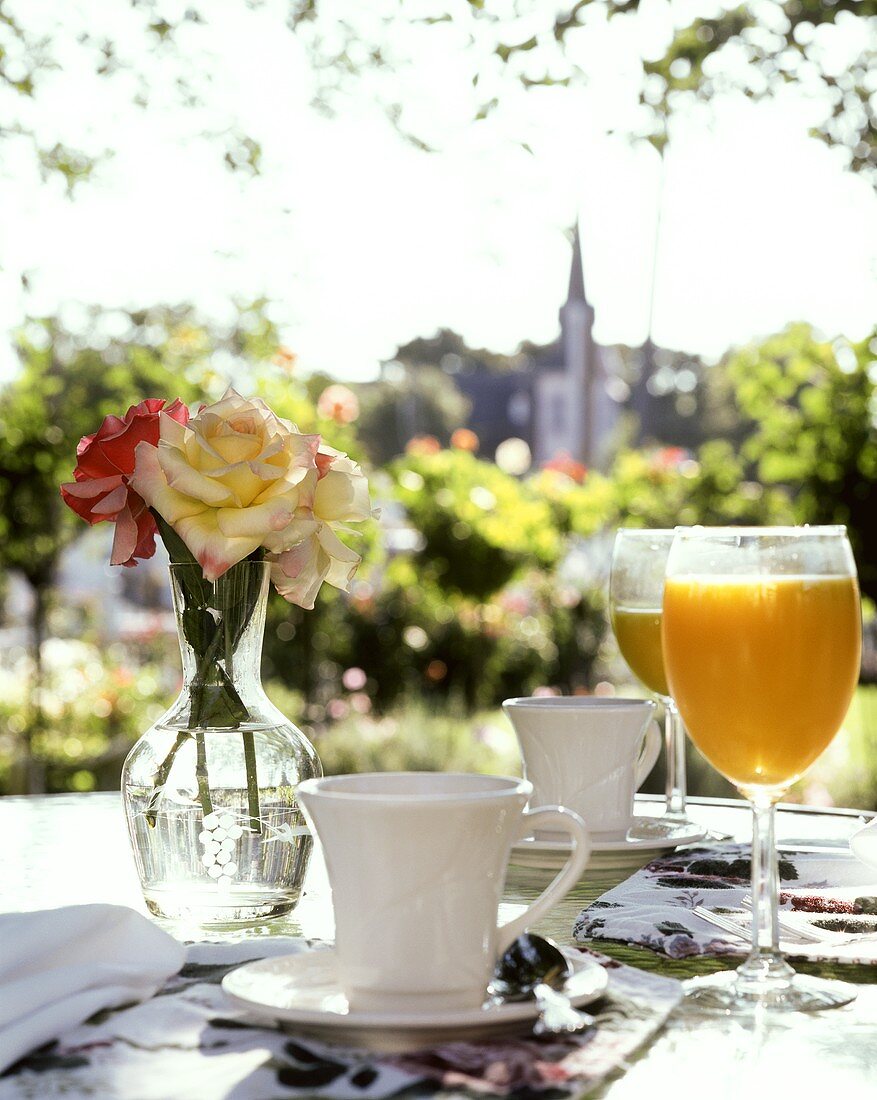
(491, 933, 597, 1036)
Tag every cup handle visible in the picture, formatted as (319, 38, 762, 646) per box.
(636, 719, 662, 787)
(495, 806, 591, 955)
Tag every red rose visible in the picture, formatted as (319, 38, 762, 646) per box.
(60, 398, 190, 567)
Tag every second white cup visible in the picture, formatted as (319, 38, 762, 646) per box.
(503, 697, 661, 841)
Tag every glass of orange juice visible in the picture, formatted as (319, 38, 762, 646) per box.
(610, 529, 690, 824)
(663, 525, 861, 1013)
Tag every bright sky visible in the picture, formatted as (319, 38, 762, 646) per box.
(0, 0, 875, 382)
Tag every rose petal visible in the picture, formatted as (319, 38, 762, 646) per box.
(111, 503, 139, 566)
(216, 499, 299, 540)
(317, 524, 361, 590)
(269, 538, 328, 610)
(173, 511, 263, 581)
(130, 442, 208, 524)
(314, 464, 371, 523)
(60, 476, 124, 524)
(90, 482, 129, 516)
(157, 442, 235, 506)
(261, 514, 320, 554)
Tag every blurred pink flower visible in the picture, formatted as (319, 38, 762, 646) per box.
(350, 692, 372, 714)
(342, 666, 367, 691)
(542, 452, 587, 484)
(450, 428, 479, 452)
(406, 435, 441, 456)
(318, 384, 360, 424)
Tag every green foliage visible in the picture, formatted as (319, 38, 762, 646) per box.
(641, 2, 877, 173)
(0, 310, 202, 588)
(356, 366, 470, 466)
(4, 0, 875, 197)
(0, 0, 250, 191)
(291, 697, 521, 780)
(529, 440, 793, 539)
(392, 448, 560, 600)
(793, 686, 877, 812)
(722, 324, 877, 600)
(0, 637, 172, 793)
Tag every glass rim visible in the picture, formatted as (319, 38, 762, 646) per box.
(297, 772, 533, 804)
(503, 696, 654, 710)
(671, 524, 848, 538)
(167, 559, 270, 573)
(614, 528, 675, 537)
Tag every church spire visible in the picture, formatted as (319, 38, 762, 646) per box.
(567, 221, 587, 304)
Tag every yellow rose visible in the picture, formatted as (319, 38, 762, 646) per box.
(131, 390, 320, 581)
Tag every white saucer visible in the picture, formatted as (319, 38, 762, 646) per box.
(222, 946, 608, 1052)
(511, 817, 707, 873)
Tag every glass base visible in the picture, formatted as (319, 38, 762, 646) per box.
(683, 969, 857, 1015)
(144, 882, 301, 924)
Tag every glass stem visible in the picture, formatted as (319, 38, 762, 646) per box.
(663, 697, 687, 818)
(737, 795, 794, 991)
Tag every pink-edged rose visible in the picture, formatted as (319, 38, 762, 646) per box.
(60, 398, 190, 567)
(130, 389, 322, 581)
(268, 446, 372, 609)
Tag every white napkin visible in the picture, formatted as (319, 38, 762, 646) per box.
(0, 904, 184, 1074)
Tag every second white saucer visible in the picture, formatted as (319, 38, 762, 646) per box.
(511, 817, 707, 872)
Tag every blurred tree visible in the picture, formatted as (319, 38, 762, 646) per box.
(0, 0, 261, 193)
(393, 329, 522, 375)
(721, 323, 877, 601)
(641, 2, 877, 178)
(0, 303, 287, 791)
(281, 3, 877, 180)
(5, 2, 874, 189)
(357, 365, 470, 466)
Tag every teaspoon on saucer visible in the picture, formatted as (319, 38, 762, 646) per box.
(491, 933, 597, 1036)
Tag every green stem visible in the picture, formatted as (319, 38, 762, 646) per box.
(145, 730, 190, 828)
(195, 730, 214, 819)
(144, 518, 265, 832)
(242, 731, 261, 834)
(229, 566, 261, 834)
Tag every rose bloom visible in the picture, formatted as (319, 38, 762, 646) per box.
(60, 398, 189, 567)
(268, 444, 372, 610)
(131, 389, 322, 582)
(131, 390, 371, 606)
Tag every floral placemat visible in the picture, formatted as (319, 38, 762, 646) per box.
(573, 843, 877, 962)
(1, 939, 680, 1099)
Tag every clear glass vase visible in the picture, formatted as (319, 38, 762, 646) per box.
(122, 560, 321, 924)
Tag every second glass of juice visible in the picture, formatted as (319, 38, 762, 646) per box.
(610, 528, 689, 823)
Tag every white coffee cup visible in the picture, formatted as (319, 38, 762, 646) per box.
(502, 697, 661, 841)
(296, 772, 590, 1014)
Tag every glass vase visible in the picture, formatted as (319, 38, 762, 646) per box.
(122, 560, 321, 924)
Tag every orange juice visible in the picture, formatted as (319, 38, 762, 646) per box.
(663, 575, 861, 792)
(611, 607, 670, 697)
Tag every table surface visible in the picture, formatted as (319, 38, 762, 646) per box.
(3, 792, 877, 1098)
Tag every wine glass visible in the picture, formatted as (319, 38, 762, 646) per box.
(663, 525, 861, 1012)
(610, 529, 690, 825)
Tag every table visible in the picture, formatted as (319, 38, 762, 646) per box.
(2, 792, 877, 1098)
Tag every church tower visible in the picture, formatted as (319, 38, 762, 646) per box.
(559, 223, 599, 466)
